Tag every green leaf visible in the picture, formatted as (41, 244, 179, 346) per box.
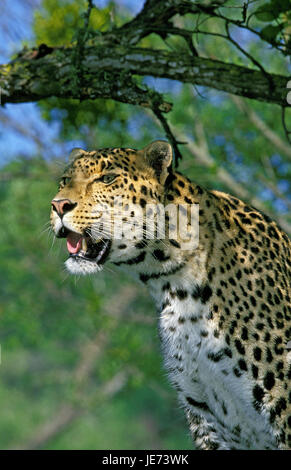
(254, 0, 290, 21)
(260, 24, 282, 43)
(254, 5, 276, 22)
(270, 0, 291, 15)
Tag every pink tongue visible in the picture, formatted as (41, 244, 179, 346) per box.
(66, 232, 83, 254)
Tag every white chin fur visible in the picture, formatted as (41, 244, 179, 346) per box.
(65, 257, 103, 275)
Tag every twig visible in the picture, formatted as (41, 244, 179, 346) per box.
(231, 96, 291, 160)
(201, 3, 286, 54)
(281, 106, 291, 145)
(225, 21, 271, 84)
(152, 107, 185, 167)
(72, 0, 95, 100)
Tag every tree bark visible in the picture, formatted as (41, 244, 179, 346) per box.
(0, 0, 289, 109)
(0, 45, 288, 109)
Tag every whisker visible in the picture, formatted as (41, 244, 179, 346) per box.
(61, 269, 70, 284)
(48, 234, 57, 255)
(39, 226, 53, 239)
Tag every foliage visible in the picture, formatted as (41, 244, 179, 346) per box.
(254, 0, 291, 49)
(34, 0, 124, 138)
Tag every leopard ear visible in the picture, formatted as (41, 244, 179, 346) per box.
(139, 140, 172, 184)
(69, 148, 86, 161)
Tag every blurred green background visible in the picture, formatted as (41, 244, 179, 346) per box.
(0, 0, 290, 449)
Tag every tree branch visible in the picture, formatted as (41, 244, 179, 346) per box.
(0, 45, 288, 108)
(13, 371, 128, 450)
(0, 0, 289, 111)
(231, 96, 291, 161)
(9, 285, 138, 450)
(151, 114, 291, 235)
(115, 0, 225, 46)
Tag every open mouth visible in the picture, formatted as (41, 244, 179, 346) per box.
(57, 227, 111, 264)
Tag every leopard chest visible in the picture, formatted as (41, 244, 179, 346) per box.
(149, 278, 277, 449)
(154, 281, 227, 397)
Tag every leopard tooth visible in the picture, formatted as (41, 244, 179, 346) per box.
(82, 237, 87, 252)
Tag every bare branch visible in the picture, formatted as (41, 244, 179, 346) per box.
(13, 405, 80, 450)
(231, 96, 291, 161)
(193, 122, 291, 234)
(9, 286, 138, 450)
(13, 370, 128, 450)
(149, 114, 291, 235)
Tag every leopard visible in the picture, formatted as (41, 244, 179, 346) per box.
(50, 140, 291, 450)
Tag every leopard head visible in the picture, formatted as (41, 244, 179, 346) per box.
(50, 141, 173, 275)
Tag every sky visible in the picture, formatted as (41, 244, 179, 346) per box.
(0, 0, 144, 167)
(0, 0, 57, 165)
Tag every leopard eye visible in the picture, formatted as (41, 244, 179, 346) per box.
(60, 176, 71, 186)
(100, 174, 117, 184)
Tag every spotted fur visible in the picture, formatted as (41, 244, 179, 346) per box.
(51, 142, 291, 450)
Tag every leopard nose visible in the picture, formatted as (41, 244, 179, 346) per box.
(51, 199, 77, 217)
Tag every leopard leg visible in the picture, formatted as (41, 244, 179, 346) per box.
(186, 410, 232, 450)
